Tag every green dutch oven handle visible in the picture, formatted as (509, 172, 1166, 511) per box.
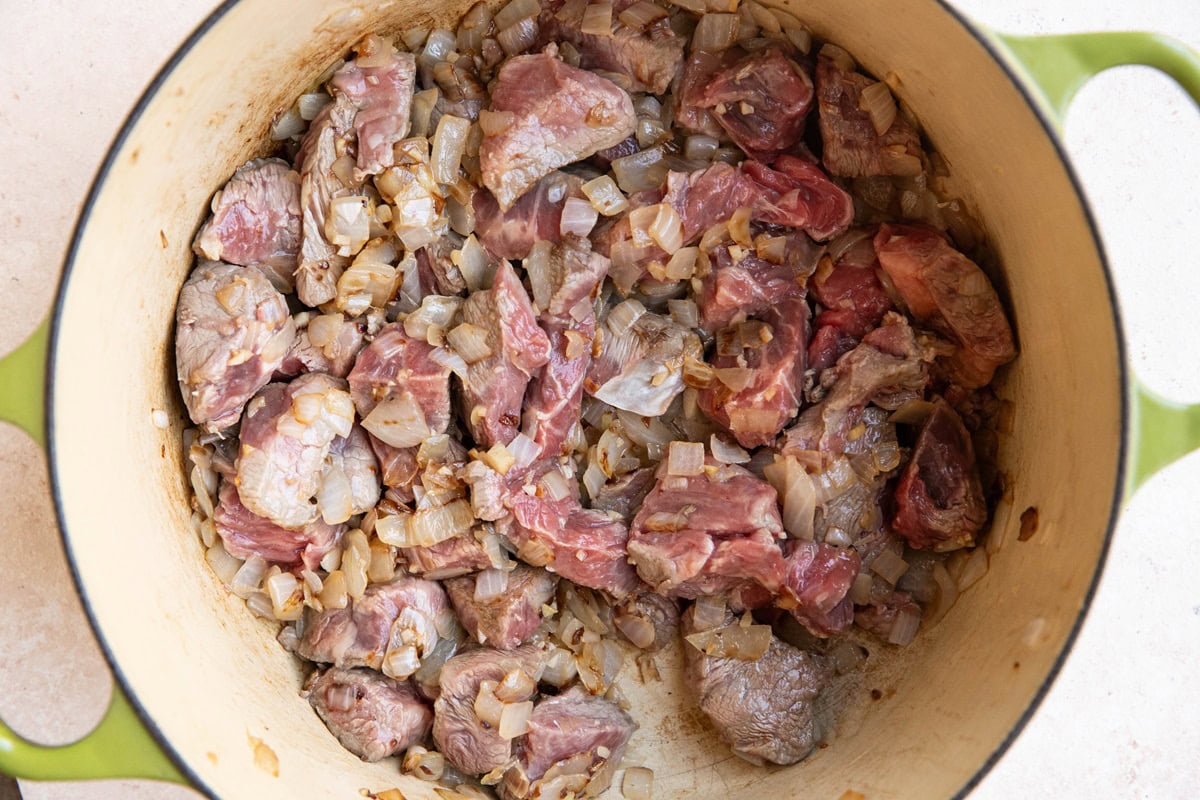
(0, 319, 184, 784)
(0, 24, 1197, 791)
(996, 31, 1200, 496)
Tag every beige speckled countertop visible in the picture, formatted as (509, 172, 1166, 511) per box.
(1, 1, 1197, 797)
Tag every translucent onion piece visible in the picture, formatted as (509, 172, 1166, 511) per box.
(205, 543, 241, 586)
(411, 88, 439, 139)
(496, 668, 537, 702)
(362, 393, 431, 448)
(499, 700, 534, 739)
(667, 441, 704, 476)
(326, 196, 371, 254)
(623, 767, 654, 800)
(605, 299, 647, 337)
(691, 595, 726, 631)
(614, 613, 656, 649)
(474, 568, 509, 601)
(231, 555, 268, 599)
(648, 203, 683, 253)
(859, 81, 898, 136)
(474, 681, 505, 728)
(762, 455, 817, 540)
(431, 114, 471, 184)
(383, 644, 422, 679)
(403, 746, 447, 781)
(506, 432, 539, 469)
(298, 92, 331, 121)
(667, 297, 699, 329)
(446, 322, 494, 364)
(611, 147, 669, 194)
(267, 572, 303, 621)
(494, 0, 540, 30)
(618, 0, 667, 29)
(498, 17, 540, 55)
(956, 547, 989, 592)
(709, 434, 750, 464)
(580, 2, 614, 36)
(270, 107, 305, 140)
(685, 623, 772, 660)
(582, 175, 629, 216)
(692, 13, 738, 53)
(541, 468, 572, 501)
(871, 548, 909, 585)
(849, 572, 873, 605)
(560, 196, 599, 237)
(888, 606, 921, 645)
(541, 647, 579, 687)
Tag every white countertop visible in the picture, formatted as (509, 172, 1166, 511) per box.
(0, 1, 1196, 797)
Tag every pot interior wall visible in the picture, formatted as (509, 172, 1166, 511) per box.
(50, 0, 1121, 797)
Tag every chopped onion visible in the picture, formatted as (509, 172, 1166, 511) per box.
(715, 367, 754, 391)
(270, 106, 305, 140)
(506, 432, 539, 469)
(498, 17, 539, 55)
(825, 526, 853, 547)
(454, 235, 493, 291)
(231, 555, 268, 599)
(685, 623, 772, 660)
(499, 700, 534, 739)
(298, 92, 331, 121)
(611, 147, 669, 194)
(684, 134, 720, 162)
(580, 2, 613, 35)
(541, 647, 579, 687)
(318, 569, 350, 609)
(367, 539, 396, 583)
(667, 441, 704, 476)
(474, 568, 509, 601)
(266, 571, 303, 621)
(383, 644, 422, 679)
(403, 746, 446, 782)
(494, 0, 540, 29)
(618, 0, 667, 29)
(606, 298, 647, 336)
(647, 203, 683, 253)
(318, 464, 354, 525)
(820, 42, 856, 71)
(691, 595, 726, 631)
(859, 81, 898, 136)
(405, 295, 463, 339)
(431, 114, 471, 184)
(560, 196, 599, 236)
(614, 613, 656, 649)
(888, 606, 921, 645)
(429, 346, 469, 379)
(667, 297, 699, 329)
(363, 392, 431, 448)
(849, 572, 874, 605)
(889, 398, 935, 425)
(540, 468, 572, 501)
(496, 668, 537, 702)
(623, 767, 654, 800)
(376, 500, 473, 547)
(474, 681, 505, 727)
(691, 13, 738, 53)
(582, 175, 629, 216)
(205, 543, 241, 586)
(709, 434, 750, 464)
(956, 547, 988, 592)
(582, 461, 607, 499)
(578, 640, 624, 694)
(871, 548, 910, 585)
(763, 455, 817, 540)
(411, 88, 439, 139)
(446, 322, 494, 364)
(326, 196, 370, 254)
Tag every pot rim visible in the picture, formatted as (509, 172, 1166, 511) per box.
(42, 1, 1128, 797)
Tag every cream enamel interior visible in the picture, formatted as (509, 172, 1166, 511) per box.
(50, 0, 1122, 797)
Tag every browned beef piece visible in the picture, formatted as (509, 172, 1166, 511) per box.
(523, 236, 609, 458)
(808, 233, 894, 371)
(500, 686, 636, 799)
(473, 172, 584, 260)
(661, 161, 764, 243)
(874, 223, 1016, 388)
(741, 156, 854, 241)
(502, 460, 641, 597)
(446, 564, 558, 648)
(235, 374, 355, 528)
(480, 48, 635, 210)
(628, 458, 786, 597)
(539, 0, 685, 94)
(213, 481, 344, 571)
(780, 312, 931, 454)
(682, 606, 832, 765)
(459, 261, 552, 447)
(330, 49, 417, 178)
(296, 96, 359, 307)
(403, 535, 493, 580)
(782, 540, 860, 636)
(591, 467, 655, 522)
(698, 237, 814, 333)
(891, 399, 986, 551)
(433, 644, 547, 774)
(416, 234, 468, 296)
(193, 159, 301, 292)
(305, 667, 432, 762)
(815, 49, 923, 178)
(175, 261, 296, 432)
(298, 576, 450, 670)
(694, 46, 814, 160)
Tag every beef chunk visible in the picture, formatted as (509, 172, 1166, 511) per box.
(278, 313, 367, 379)
(742, 156, 854, 242)
(891, 399, 986, 550)
(480, 48, 636, 210)
(403, 534, 493, 579)
(782, 540, 859, 636)
(874, 223, 1016, 388)
(305, 667, 432, 761)
(331, 47, 417, 177)
(446, 564, 558, 648)
(590, 467, 655, 522)
(296, 96, 358, 306)
(628, 458, 785, 597)
(348, 322, 453, 426)
(213, 480, 344, 571)
(473, 171, 584, 260)
(193, 159, 301, 292)
(682, 606, 832, 765)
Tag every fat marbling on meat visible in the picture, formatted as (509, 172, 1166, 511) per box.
(480, 47, 636, 210)
(874, 223, 1016, 388)
(628, 457, 786, 597)
(305, 667, 432, 762)
(193, 158, 301, 293)
(175, 261, 296, 432)
(585, 304, 701, 418)
(446, 564, 558, 649)
(473, 171, 585, 261)
(682, 606, 832, 765)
